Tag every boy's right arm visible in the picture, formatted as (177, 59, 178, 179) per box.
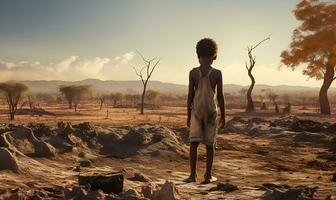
(187, 70, 195, 127)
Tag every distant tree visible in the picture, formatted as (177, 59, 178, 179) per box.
(98, 94, 108, 110)
(133, 51, 160, 114)
(281, 94, 291, 104)
(0, 82, 29, 120)
(59, 85, 92, 112)
(145, 90, 160, 104)
(35, 93, 55, 105)
(267, 91, 279, 113)
(281, 0, 336, 114)
(245, 36, 271, 112)
(110, 92, 123, 107)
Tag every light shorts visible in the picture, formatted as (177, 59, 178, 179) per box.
(189, 110, 217, 145)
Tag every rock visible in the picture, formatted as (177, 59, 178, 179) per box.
(13, 125, 38, 141)
(307, 160, 330, 170)
(0, 147, 19, 172)
(209, 182, 238, 192)
(329, 138, 336, 152)
(123, 129, 150, 145)
(262, 185, 317, 200)
(33, 141, 56, 157)
(152, 181, 180, 200)
(332, 173, 336, 182)
(82, 190, 106, 200)
(28, 123, 54, 137)
(248, 127, 260, 135)
(78, 171, 123, 194)
(293, 132, 328, 144)
(271, 116, 299, 128)
(142, 185, 154, 199)
(0, 134, 10, 148)
(130, 172, 150, 182)
(290, 120, 325, 133)
(79, 160, 92, 167)
(119, 189, 147, 199)
(327, 123, 336, 133)
(64, 186, 87, 200)
(78, 151, 86, 158)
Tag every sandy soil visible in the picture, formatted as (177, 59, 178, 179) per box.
(0, 104, 335, 199)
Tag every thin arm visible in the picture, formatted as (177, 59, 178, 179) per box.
(216, 71, 225, 120)
(187, 70, 195, 122)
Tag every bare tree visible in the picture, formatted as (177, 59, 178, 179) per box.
(133, 51, 160, 114)
(267, 91, 279, 113)
(245, 35, 271, 112)
(59, 85, 92, 112)
(98, 94, 108, 110)
(0, 82, 29, 120)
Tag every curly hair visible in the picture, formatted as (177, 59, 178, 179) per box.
(196, 38, 218, 58)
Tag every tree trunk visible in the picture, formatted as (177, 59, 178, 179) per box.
(10, 112, 14, 120)
(100, 99, 103, 110)
(140, 83, 147, 115)
(74, 104, 78, 112)
(246, 70, 255, 112)
(319, 66, 334, 115)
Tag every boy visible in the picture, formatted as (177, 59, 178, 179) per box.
(184, 38, 225, 184)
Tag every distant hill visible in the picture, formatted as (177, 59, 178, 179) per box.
(16, 79, 335, 94)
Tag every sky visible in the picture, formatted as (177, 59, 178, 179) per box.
(0, 0, 326, 87)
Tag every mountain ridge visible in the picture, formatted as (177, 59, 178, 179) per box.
(6, 78, 335, 94)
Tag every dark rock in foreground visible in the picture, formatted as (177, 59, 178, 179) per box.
(78, 171, 124, 194)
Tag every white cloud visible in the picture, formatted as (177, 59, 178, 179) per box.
(113, 51, 135, 65)
(0, 56, 111, 81)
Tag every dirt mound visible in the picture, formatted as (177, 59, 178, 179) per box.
(98, 124, 188, 158)
(16, 108, 55, 116)
(290, 120, 325, 133)
(0, 147, 19, 172)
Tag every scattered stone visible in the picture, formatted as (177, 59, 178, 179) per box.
(291, 120, 324, 133)
(152, 181, 180, 200)
(262, 185, 317, 200)
(293, 132, 328, 144)
(0, 147, 19, 172)
(79, 160, 92, 167)
(78, 171, 124, 194)
(0, 134, 10, 148)
(33, 141, 56, 157)
(130, 172, 151, 182)
(64, 186, 87, 200)
(332, 173, 336, 182)
(209, 182, 238, 192)
(307, 160, 331, 170)
(82, 190, 106, 200)
(78, 151, 86, 158)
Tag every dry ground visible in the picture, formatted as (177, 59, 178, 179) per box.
(0, 104, 335, 199)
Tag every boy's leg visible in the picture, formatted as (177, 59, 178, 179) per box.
(203, 144, 217, 183)
(202, 115, 217, 184)
(183, 141, 199, 183)
(184, 111, 203, 183)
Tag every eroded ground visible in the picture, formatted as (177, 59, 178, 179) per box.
(0, 106, 335, 199)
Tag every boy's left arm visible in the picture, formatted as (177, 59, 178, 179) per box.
(216, 70, 226, 128)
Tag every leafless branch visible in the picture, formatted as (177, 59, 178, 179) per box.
(251, 34, 271, 51)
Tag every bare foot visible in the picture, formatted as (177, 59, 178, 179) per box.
(183, 175, 197, 183)
(201, 176, 217, 184)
